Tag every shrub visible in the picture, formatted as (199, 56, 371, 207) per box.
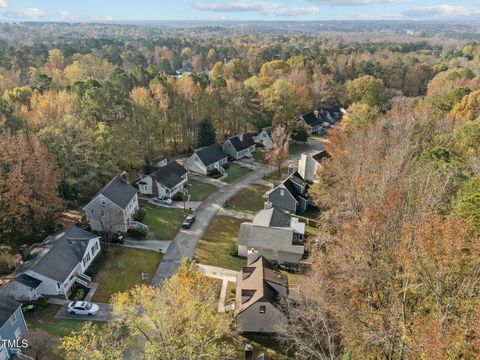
(128, 227, 148, 239)
(133, 208, 146, 222)
(229, 243, 238, 257)
(172, 192, 184, 201)
(222, 163, 230, 170)
(207, 168, 223, 178)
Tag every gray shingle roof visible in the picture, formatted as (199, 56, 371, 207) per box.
(0, 294, 20, 325)
(97, 175, 137, 209)
(299, 112, 323, 127)
(253, 208, 291, 228)
(15, 274, 42, 289)
(312, 150, 331, 163)
(19, 226, 98, 283)
(241, 133, 255, 148)
(154, 161, 187, 189)
(262, 126, 273, 136)
(238, 223, 303, 255)
(195, 143, 227, 166)
(228, 136, 245, 152)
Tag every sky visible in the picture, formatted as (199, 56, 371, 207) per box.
(0, 0, 479, 22)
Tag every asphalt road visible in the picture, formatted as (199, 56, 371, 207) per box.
(151, 139, 325, 285)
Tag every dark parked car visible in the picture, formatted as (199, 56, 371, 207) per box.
(110, 233, 125, 244)
(182, 215, 196, 229)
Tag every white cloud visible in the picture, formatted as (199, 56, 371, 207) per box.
(309, 0, 406, 5)
(0, 0, 6, 9)
(267, 6, 320, 16)
(402, 4, 479, 18)
(194, 0, 319, 16)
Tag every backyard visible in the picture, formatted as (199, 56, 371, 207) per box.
(228, 184, 270, 214)
(88, 246, 162, 302)
(194, 216, 246, 271)
(142, 203, 186, 240)
(186, 179, 218, 201)
(224, 163, 251, 183)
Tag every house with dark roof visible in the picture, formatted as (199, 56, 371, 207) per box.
(84, 173, 139, 233)
(184, 143, 228, 175)
(1, 274, 42, 302)
(237, 207, 305, 265)
(235, 256, 288, 333)
(223, 133, 256, 160)
(10, 227, 101, 299)
(137, 160, 188, 198)
(0, 295, 28, 359)
(296, 111, 326, 134)
(266, 168, 311, 213)
(255, 126, 273, 149)
(298, 150, 331, 183)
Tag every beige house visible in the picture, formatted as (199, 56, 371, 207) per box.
(298, 150, 330, 183)
(235, 256, 288, 333)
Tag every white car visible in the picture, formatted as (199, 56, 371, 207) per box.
(67, 301, 100, 316)
(153, 196, 173, 205)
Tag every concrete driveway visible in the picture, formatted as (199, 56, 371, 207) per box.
(55, 302, 113, 321)
(122, 239, 171, 253)
(151, 139, 325, 284)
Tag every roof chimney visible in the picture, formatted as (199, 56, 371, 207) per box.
(264, 201, 273, 210)
(244, 344, 253, 360)
(247, 248, 259, 265)
(120, 171, 129, 183)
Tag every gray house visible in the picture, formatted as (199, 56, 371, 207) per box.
(137, 161, 188, 198)
(235, 256, 288, 333)
(0, 295, 28, 359)
(267, 169, 310, 213)
(296, 111, 325, 134)
(184, 143, 228, 175)
(255, 126, 273, 149)
(237, 207, 305, 265)
(84, 173, 139, 233)
(223, 133, 256, 160)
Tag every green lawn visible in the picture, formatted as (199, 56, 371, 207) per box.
(142, 203, 186, 240)
(186, 179, 218, 201)
(228, 184, 270, 214)
(88, 246, 162, 302)
(253, 149, 266, 163)
(264, 166, 288, 184)
(224, 163, 251, 183)
(290, 142, 310, 154)
(194, 216, 246, 271)
(25, 304, 86, 338)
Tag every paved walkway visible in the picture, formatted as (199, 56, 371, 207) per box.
(197, 264, 238, 313)
(151, 139, 325, 285)
(122, 239, 171, 253)
(146, 199, 202, 211)
(218, 208, 255, 220)
(189, 173, 227, 187)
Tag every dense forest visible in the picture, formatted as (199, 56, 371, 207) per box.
(0, 21, 480, 358)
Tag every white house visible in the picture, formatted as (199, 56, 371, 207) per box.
(255, 126, 273, 149)
(298, 150, 330, 183)
(10, 226, 101, 299)
(84, 173, 139, 233)
(137, 161, 188, 198)
(236, 256, 288, 333)
(184, 143, 228, 175)
(237, 207, 305, 265)
(223, 133, 256, 160)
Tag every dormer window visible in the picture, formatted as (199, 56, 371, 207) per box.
(259, 305, 266, 314)
(280, 189, 284, 196)
(101, 199, 106, 206)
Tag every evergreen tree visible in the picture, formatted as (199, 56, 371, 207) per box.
(197, 118, 216, 147)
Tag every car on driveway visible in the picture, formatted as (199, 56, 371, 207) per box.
(182, 215, 196, 229)
(67, 301, 100, 316)
(153, 196, 173, 205)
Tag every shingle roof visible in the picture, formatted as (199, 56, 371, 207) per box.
(279, 171, 309, 202)
(0, 294, 20, 325)
(153, 161, 187, 189)
(238, 223, 303, 255)
(299, 112, 323, 127)
(235, 257, 288, 315)
(312, 150, 331, 163)
(262, 126, 273, 136)
(96, 175, 137, 209)
(228, 136, 245, 152)
(241, 133, 255, 148)
(18, 226, 98, 283)
(15, 274, 42, 289)
(195, 143, 227, 166)
(253, 208, 291, 228)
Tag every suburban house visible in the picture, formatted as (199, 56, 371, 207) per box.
(267, 168, 311, 213)
(237, 207, 305, 265)
(298, 150, 330, 183)
(84, 173, 139, 233)
(255, 126, 273, 149)
(184, 143, 228, 175)
(296, 111, 325, 134)
(223, 133, 256, 160)
(235, 256, 288, 333)
(0, 295, 28, 360)
(11, 226, 101, 299)
(137, 160, 188, 198)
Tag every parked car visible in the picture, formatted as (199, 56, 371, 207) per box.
(110, 233, 125, 244)
(153, 196, 173, 205)
(67, 301, 99, 316)
(182, 215, 196, 229)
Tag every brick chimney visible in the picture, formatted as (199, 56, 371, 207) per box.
(244, 344, 253, 360)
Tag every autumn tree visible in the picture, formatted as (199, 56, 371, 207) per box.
(452, 89, 480, 122)
(262, 79, 297, 125)
(265, 124, 290, 175)
(346, 75, 387, 108)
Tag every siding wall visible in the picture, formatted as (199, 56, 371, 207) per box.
(268, 188, 297, 213)
(0, 306, 28, 358)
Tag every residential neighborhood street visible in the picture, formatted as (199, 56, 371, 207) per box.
(151, 138, 325, 284)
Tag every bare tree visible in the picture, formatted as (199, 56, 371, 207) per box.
(265, 124, 290, 176)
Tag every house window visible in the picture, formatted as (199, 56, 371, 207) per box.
(280, 189, 284, 196)
(10, 312, 17, 325)
(259, 305, 266, 314)
(14, 327, 21, 340)
(101, 199, 106, 205)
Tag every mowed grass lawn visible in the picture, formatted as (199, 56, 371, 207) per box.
(142, 203, 186, 240)
(195, 216, 245, 271)
(89, 246, 162, 302)
(228, 184, 270, 214)
(224, 163, 251, 183)
(186, 179, 218, 201)
(264, 166, 288, 184)
(25, 304, 86, 338)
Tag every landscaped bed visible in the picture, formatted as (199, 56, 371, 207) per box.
(224, 163, 251, 183)
(142, 203, 186, 240)
(228, 184, 270, 214)
(194, 216, 246, 271)
(88, 246, 162, 302)
(186, 179, 218, 201)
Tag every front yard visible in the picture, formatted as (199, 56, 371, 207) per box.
(25, 304, 86, 338)
(194, 216, 245, 271)
(224, 163, 251, 183)
(228, 184, 270, 214)
(142, 203, 186, 240)
(186, 179, 218, 201)
(88, 246, 162, 302)
(264, 166, 288, 184)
